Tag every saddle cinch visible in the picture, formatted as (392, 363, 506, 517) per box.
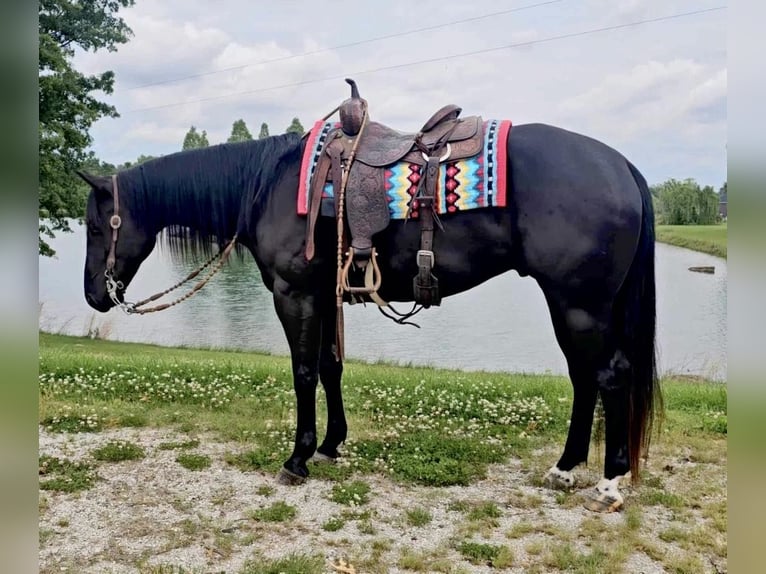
(305, 78, 485, 309)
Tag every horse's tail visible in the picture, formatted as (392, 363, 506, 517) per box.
(619, 160, 663, 483)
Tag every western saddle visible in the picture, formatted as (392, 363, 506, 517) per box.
(305, 78, 484, 311)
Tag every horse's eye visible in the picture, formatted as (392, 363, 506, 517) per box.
(87, 223, 103, 236)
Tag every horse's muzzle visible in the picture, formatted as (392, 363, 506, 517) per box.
(85, 292, 115, 313)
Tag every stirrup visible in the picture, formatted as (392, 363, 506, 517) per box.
(341, 247, 382, 294)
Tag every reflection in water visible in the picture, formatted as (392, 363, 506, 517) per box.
(39, 225, 726, 381)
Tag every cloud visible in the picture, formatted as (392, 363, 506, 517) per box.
(75, 0, 727, 186)
(557, 59, 726, 145)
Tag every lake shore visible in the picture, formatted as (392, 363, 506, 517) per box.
(39, 333, 727, 573)
(655, 224, 727, 259)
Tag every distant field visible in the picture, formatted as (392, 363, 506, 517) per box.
(656, 224, 727, 258)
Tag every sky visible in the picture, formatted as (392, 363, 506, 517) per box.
(73, 0, 727, 188)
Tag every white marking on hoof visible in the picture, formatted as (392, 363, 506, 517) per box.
(583, 476, 624, 512)
(543, 465, 576, 490)
(276, 467, 306, 486)
(310, 451, 336, 465)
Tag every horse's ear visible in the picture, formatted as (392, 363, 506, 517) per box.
(76, 171, 112, 195)
(76, 170, 98, 187)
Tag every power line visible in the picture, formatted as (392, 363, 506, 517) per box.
(127, 6, 726, 114)
(127, 0, 564, 90)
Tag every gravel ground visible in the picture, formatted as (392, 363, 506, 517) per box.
(39, 427, 726, 574)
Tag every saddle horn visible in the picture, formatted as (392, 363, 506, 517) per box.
(346, 78, 360, 99)
(339, 78, 367, 136)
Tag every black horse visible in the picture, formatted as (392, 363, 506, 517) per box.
(80, 101, 661, 512)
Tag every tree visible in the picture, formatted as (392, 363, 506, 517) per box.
(182, 126, 210, 150)
(227, 119, 253, 143)
(120, 154, 157, 169)
(285, 117, 305, 135)
(654, 178, 720, 225)
(39, 0, 135, 256)
(258, 122, 270, 139)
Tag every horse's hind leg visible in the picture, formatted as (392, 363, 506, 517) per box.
(315, 300, 348, 462)
(545, 294, 630, 512)
(542, 298, 603, 490)
(541, 294, 631, 511)
(585, 350, 632, 512)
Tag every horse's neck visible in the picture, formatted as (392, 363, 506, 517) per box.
(135, 163, 243, 238)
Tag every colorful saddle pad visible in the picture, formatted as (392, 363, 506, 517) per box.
(298, 119, 512, 219)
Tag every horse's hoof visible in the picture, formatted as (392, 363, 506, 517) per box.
(310, 451, 337, 465)
(277, 467, 307, 486)
(582, 480, 624, 513)
(543, 466, 576, 490)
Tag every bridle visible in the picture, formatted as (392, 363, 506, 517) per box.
(103, 175, 126, 309)
(102, 174, 238, 315)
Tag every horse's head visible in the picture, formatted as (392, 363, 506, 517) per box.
(78, 171, 156, 312)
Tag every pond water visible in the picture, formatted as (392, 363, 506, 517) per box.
(39, 224, 727, 381)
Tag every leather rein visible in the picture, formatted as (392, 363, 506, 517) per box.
(103, 174, 238, 315)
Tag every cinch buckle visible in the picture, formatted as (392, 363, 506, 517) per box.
(416, 250, 434, 267)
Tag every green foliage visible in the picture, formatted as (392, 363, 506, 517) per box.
(330, 480, 371, 506)
(544, 543, 609, 573)
(92, 440, 145, 462)
(240, 553, 324, 574)
(382, 432, 507, 486)
(322, 516, 346, 531)
(39, 455, 98, 492)
(122, 154, 158, 169)
(248, 501, 297, 522)
(256, 485, 275, 497)
(176, 453, 212, 470)
(39, 0, 135, 256)
(225, 449, 283, 473)
(639, 489, 684, 509)
(456, 541, 512, 566)
(702, 410, 727, 434)
(158, 439, 201, 451)
(258, 122, 270, 139)
(285, 117, 305, 135)
(405, 507, 432, 527)
(652, 178, 720, 225)
(467, 501, 501, 521)
(227, 119, 253, 143)
(182, 126, 210, 150)
(41, 408, 104, 433)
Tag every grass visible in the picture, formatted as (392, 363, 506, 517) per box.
(655, 223, 727, 258)
(256, 485, 275, 497)
(404, 507, 432, 527)
(543, 543, 610, 573)
(92, 440, 146, 462)
(248, 501, 297, 523)
(456, 541, 514, 568)
(39, 455, 98, 493)
(239, 553, 324, 574)
(397, 548, 455, 572)
(38, 333, 726, 489)
(175, 453, 211, 470)
(157, 439, 201, 450)
(322, 516, 346, 531)
(330, 480, 371, 506)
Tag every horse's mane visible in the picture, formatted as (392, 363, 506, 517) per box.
(115, 132, 303, 261)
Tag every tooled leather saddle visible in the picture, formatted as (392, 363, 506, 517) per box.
(305, 78, 484, 308)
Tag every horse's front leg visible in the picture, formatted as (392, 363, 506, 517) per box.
(272, 278, 321, 485)
(315, 298, 347, 461)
